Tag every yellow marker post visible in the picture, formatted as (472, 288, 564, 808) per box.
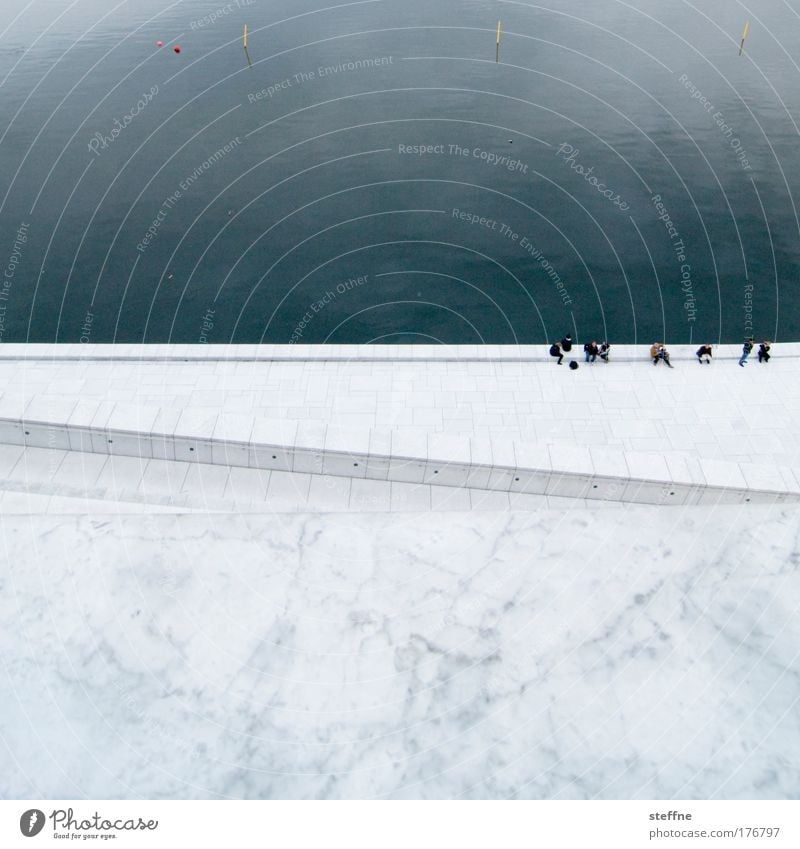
(496, 20, 501, 63)
(739, 21, 749, 56)
(243, 24, 252, 67)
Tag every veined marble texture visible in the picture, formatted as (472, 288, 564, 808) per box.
(1, 504, 799, 800)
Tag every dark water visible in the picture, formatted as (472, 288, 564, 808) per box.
(1, 0, 799, 344)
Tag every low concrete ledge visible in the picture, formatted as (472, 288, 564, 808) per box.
(2, 402, 798, 506)
(0, 342, 795, 363)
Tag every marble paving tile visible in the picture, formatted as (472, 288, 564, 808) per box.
(179, 463, 231, 501)
(306, 475, 353, 512)
(431, 486, 472, 511)
(10, 447, 67, 483)
(470, 489, 511, 510)
(95, 455, 149, 494)
(0, 444, 25, 476)
(349, 478, 392, 512)
(50, 452, 109, 490)
(265, 470, 312, 506)
(223, 466, 271, 503)
(390, 481, 432, 512)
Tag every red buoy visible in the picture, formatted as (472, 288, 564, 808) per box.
(173, 45, 181, 54)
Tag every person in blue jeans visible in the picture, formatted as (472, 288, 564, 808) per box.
(584, 340, 599, 362)
(739, 337, 754, 366)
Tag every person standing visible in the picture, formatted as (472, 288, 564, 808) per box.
(758, 340, 771, 363)
(696, 344, 713, 364)
(560, 334, 573, 352)
(584, 340, 598, 362)
(739, 337, 754, 366)
(549, 341, 564, 364)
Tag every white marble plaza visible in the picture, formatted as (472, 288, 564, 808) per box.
(3, 505, 798, 799)
(1, 344, 799, 799)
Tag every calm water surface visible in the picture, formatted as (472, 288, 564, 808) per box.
(1, 0, 799, 344)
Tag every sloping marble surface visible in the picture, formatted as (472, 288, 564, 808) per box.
(2, 344, 799, 497)
(2, 505, 798, 799)
(0, 445, 630, 514)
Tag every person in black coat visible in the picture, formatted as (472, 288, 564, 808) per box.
(696, 344, 712, 364)
(758, 340, 771, 363)
(599, 341, 610, 362)
(560, 334, 573, 352)
(583, 340, 599, 362)
(549, 342, 564, 364)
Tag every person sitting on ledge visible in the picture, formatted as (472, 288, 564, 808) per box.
(584, 340, 599, 362)
(650, 342, 661, 364)
(758, 340, 771, 363)
(655, 344, 674, 368)
(696, 344, 713, 364)
(549, 341, 564, 365)
(560, 333, 573, 352)
(599, 341, 610, 362)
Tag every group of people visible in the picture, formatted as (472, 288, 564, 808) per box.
(548, 335, 774, 367)
(684, 339, 771, 366)
(738, 337, 771, 366)
(549, 335, 611, 366)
